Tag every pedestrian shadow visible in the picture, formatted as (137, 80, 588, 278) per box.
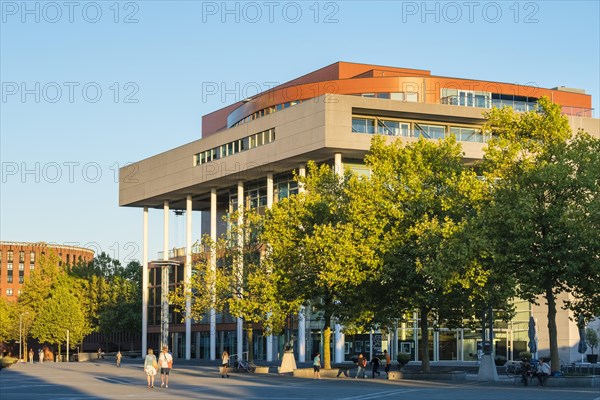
(0, 366, 107, 400)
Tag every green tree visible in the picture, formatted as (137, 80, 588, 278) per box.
(481, 97, 600, 372)
(171, 211, 295, 362)
(263, 162, 380, 369)
(0, 298, 16, 345)
(362, 135, 493, 372)
(30, 274, 87, 357)
(97, 261, 142, 349)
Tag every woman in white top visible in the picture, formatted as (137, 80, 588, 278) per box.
(143, 348, 157, 388)
(221, 350, 230, 378)
(158, 346, 173, 388)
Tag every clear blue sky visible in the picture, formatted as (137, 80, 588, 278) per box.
(1, 1, 599, 263)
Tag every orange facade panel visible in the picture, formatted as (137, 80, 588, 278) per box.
(202, 62, 592, 137)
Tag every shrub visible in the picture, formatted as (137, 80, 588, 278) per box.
(494, 355, 507, 366)
(397, 353, 411, 365)
(586, 328, 598, 355)
(518, 351, 532, 360)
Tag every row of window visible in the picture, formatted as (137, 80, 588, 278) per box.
(351, 116, 490, 143)
(194, 128, 276, 166)
(440, 89, 538, 112)
(231, 92, 422, 129)
(228, 173, 299, 211)
(229, 88, 540, 130)
(0, 250, 36, 263)
(352, 92, 419, 102)
(4, 288, 19, 296)
(231, 101, 302, 128)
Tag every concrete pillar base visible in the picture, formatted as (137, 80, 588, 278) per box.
(478, 354, 499, 381)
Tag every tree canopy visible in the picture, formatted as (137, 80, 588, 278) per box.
(481, 97, 600, 371)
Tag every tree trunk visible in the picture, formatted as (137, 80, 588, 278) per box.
(323, 312, 332, 370)
(545, 284, 559, 372)
(58, 342, 61, 362)
(419, 306, 430, 372)
(247, 324, 254, 362)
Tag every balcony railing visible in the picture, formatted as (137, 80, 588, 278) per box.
(157, 247, 187, 260)
(440, 96, 594, 117)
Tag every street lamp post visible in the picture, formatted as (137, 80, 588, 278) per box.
(19, 312, 29, 362)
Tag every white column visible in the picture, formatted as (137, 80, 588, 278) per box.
(332, 156, 345, 361)
(161, 201, 170, 350)
(210, 188, 217, 361)
(297, 165, 307, 363)
(236, 181, 244, 360)
(334, 323, 345, 363)
(142, 208, 148, 357)
(266, 173, 274, 362)
(334, 152, 343, 176)
(434, 329, 439, 362)
(185, 195, 192, 360)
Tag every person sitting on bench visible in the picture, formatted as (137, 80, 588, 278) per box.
(536, 359, 551, 386)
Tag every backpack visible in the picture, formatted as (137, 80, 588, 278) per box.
(361, 358, 367, 367)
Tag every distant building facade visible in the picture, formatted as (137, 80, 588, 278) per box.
(0, 241, 95, 301)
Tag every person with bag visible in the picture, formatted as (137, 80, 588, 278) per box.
(159, 346, 173, 388)
(144, 348, 158, 388)
(221, 350, 230, 378)
(355, 353, 367, 379)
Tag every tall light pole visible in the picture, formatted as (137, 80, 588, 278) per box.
(19, 312, 29, 362)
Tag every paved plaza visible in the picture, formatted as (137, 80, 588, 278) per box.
(1, 359, 599, 400)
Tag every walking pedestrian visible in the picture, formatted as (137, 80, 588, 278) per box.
(39, 348, 44, 364)
(313, 353, 321, 379)
(383, 350, 391, 376)
(221, 350, 230, 378)
(158, 346, 173, 388)
(116, 351, 122, 367)
(144, 348, 157, 388)
(355, 353, 367, 379)
(370, 354, 381, 378)
(28, 349, 34, 364)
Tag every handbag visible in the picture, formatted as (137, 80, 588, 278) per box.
(168, 359, 173, 369)
(152, 359, 158, 370)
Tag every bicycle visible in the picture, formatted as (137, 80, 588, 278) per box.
(236, 359, 256, 373)
(231, 353, 256, 373)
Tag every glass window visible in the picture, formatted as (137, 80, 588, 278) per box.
(415, 124, 445, 139)
(352, 118, 375, 134)
(390, 92, 405, 101)
(7, 263, 13, 271)
(377, 120, 399, 136)
(6, 289, 13, 296)
(19, 251, 24, 262)
(8, 251, 13, 262)
(475, 94, 488, 108)
(406, 92, 418, 102)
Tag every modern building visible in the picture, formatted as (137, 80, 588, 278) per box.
(0, 241, 95, 301)
(119, 62, 599, 364)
